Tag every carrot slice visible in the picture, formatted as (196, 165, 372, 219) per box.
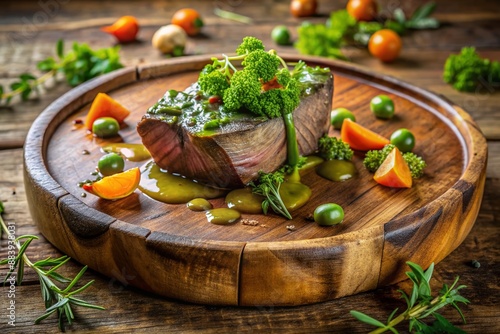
(89, 167, 141, 200)
(84, 93, 131, 130)
(373, 147, 412, 188)
(340, 118, 390, 151)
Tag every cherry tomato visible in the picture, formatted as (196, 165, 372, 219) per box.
(290, 0, 317, 18)
(368, 29, 402, 62)
(98, 153, 125, 176)
(101, 16, 139, 43)
(390, 128, 415, 152)
(370, 95, 395, 119)
(330, 108, 356, 129)
(314, 203, 344, 226)
(171, 8, 204, 36)
(346, 0, 377, 22)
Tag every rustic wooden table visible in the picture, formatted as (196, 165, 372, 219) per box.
(1, 0, 499, 333)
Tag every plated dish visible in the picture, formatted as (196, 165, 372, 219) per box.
(24, 51, 487, 306)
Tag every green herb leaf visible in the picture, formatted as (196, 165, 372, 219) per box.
(56, 39, 64, 58)
(37, 58, 57, 71)
(406, 17, 440, 29)
(393, 8, 406, 24)
(410, 2, 437, 22)
(350, 310, 387, 328)
(351, 262, 468, 333)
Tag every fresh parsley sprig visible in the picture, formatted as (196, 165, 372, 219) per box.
(0, 39, 123, 106)
(350, 261, 469, 333)
(0, 201, 105, 331)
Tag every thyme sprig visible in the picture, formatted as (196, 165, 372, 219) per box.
(0, 201, 104, 331)
(251, 169, 292, 220)
(0, 39, 123, 105)
(351, 261, 469, 333)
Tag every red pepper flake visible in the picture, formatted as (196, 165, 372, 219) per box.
(208, 95, 221, 104)
(73, 119, 83, 125)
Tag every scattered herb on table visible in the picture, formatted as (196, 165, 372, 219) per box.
(0, 39, 123, 106)
(0, 200, 105, 331)
(295, 2, 440, 59)
(443, 46, 500, 92)
(351, 261, 469, 333)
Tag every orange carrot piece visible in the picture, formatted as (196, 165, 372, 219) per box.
(84, 93, 131, 131)
(373, 147, 412, 188)
(340, 118, 390, 151)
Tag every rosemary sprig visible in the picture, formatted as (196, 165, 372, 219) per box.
(0, 39, 123, 105)
(0, 201, 105, 331)
(350, 261, 469, 333)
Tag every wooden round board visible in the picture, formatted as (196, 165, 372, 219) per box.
(24, 55, 487, 306)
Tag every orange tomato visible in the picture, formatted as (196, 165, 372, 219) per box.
(368, 29, 402, 62)
(101, 16, 139, 43)
(89, 167, 141, 200)
(290, 0, 317, 17)
(85, 93, 131, 131)
(340, 118, 390, 151)
(346, 0, 377, 21)
(171, 8, 204, 36)
(373, 147, 412, 188)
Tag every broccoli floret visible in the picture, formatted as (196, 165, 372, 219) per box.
(402, 152, 427, 178)
(363, 144, 426, 178)
(236, 36, 265, 55)
(318, 135, 353, 160)
(363, 144, 395, 172)
(223, 70, 262, 114)
(443, 47, 500, 92)
(196, 37, 312, 119)
(198, 66, 230, 97)
(242, 49, 280, 82)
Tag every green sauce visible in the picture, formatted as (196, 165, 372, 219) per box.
(187, 198, 213, 211)
(300, 156, 325, 171)
(102, 143, 151, 162)
(138, 162, 226, 204)
(146, 67, 330, 137)
(225, 188, 263, 214)
(206, 208, 241, 225)
(280, 181, 311, 211)
(316, 160, 357, 182)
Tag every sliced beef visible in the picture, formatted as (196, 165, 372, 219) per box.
(137, 75, 333, 189)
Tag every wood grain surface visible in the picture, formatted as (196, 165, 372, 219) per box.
(23, 54, 486, 306)
(1, 0, 500, 332)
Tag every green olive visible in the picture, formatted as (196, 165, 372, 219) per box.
(390, 128, 415, 152)
(330, 108, 356, 129)
(370, 95, 395, 119)
(92, 117, 120, 138)
(313, 203, 344, 226)
(98, 153, 125, 176)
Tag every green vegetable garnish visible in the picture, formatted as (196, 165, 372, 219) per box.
(351, 261, 469, 333)
(317, 135, 353, 161)
(443, 46, 500, 92)
(0, 39, 123, 105)
(363, 144, 426, 178)
(0, 201, 104, 331)
(250, 168, 291, 220)
(198, 36, 303, 119)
